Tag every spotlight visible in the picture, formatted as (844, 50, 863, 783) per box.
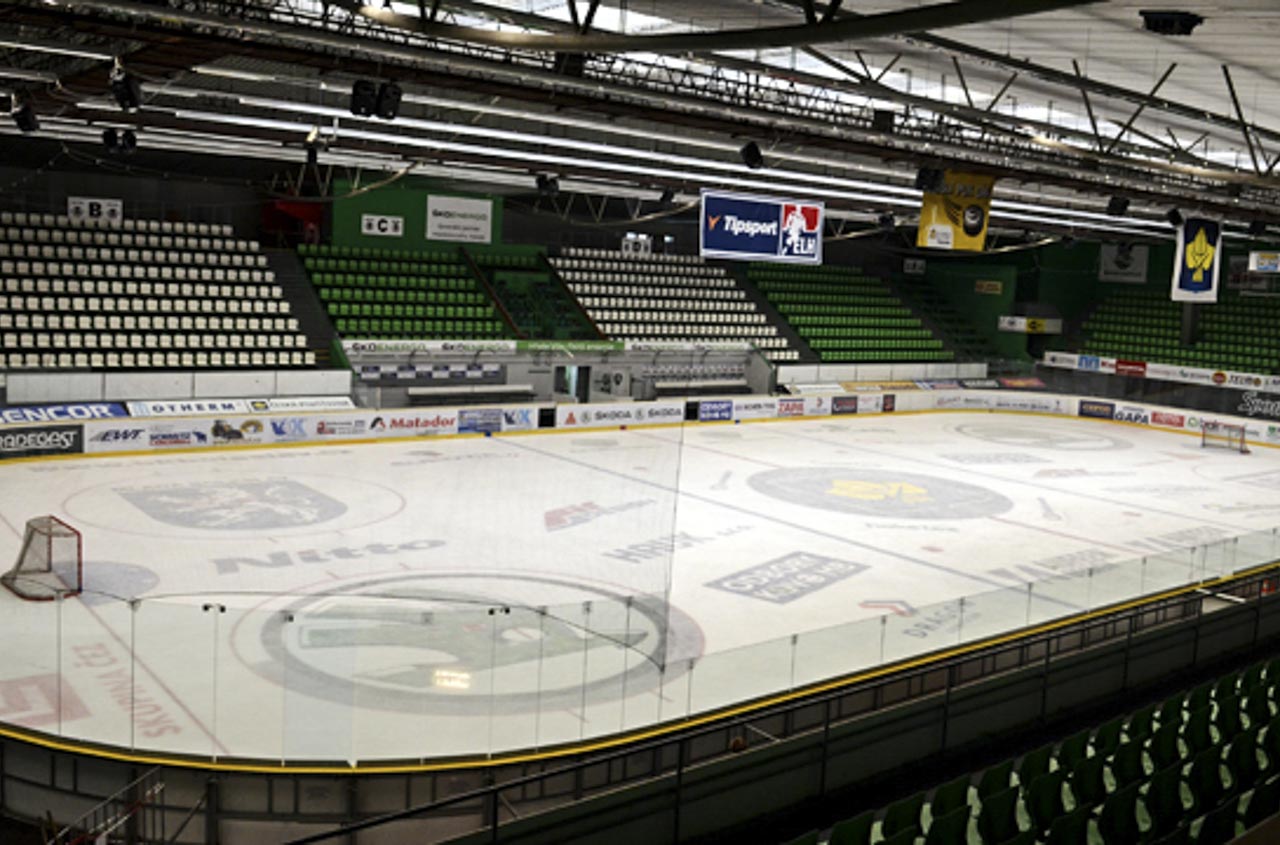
(1166, 208, 1183, 227)
(1106, 196, 1130, 216)
(871, 110, 895, 133)
(1248, 220, 1268, 237)
(108, 64, 141, 112)
(535, 173, 559, 197)
(914, 166, 944, 193)
(9, 94, 38, 133)
(877, 213, 896, 231)
(375, 81, 401, 120)
(350, 79, 378, 117)
(739, 141, 764, 170)
(1140, 10, 1204, 36)
(102, 127, 138, 154)
(658, 187, 675, 204)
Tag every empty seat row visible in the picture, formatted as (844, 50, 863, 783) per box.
(1, 252, 269, 271)
(559, 246, 702, 264)
(0, 234, 256, 253)
(2, 279, 283, 300)
(0, 211, 234, 237)
(2, 350, 313, 370)
(3, 331, 305, 351)
(2, 296, 288, 316)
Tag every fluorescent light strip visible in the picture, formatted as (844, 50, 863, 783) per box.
(0, 38, 113, 61)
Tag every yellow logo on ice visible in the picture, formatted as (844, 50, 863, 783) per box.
(827, 480, 932, 504)
(1185, 227, 1216, 283)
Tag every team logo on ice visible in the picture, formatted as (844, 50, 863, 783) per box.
(116, 478, 347, 530)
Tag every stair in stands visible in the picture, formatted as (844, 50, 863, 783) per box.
(264, 247, 336, 360)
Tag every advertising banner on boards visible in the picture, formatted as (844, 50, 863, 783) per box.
(699, 190, 823, 263)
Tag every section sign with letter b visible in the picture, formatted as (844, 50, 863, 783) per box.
(700, 190, 822, 264)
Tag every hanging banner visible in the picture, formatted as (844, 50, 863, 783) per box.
(426, 195, 493, 244)
(916, 171, 994, 252)
(1171, 217, 1222, 303)
(699, 190, 823, 264)
(1248, 251, 1280, 273)
(1099, 243, 1149, 284)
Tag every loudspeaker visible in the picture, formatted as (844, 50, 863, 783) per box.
(375, 82, 401, 121)
(872, 110, 895, 133)
(1248, 220, 1268, 237)
(11, 102, 38, 134)
(1106, 196, 1129, 216)
(350, 80, 378, 117)
(739, 141, 764, 169)
(914, 166, 944, 192)
(109, 67, 142, 112)
(1166, 208, 1183, 227)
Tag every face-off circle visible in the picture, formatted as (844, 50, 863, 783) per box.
(236, 572, 703, 715)
(952, 422, 1132, 451)
(748, 467, 1014, 519)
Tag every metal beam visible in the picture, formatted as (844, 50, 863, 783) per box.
(565, 0, 580, 30)
(801, 0, 818, 26)
(950, 56, 973, 109)
(1071, 60, 1103, 153)
(579, 0, 600, 34)
(819, 0, 844, 25)
(985, 72, 1017, 113)
(1104, 63, 1176, 155)
(351, 0, 1100, 55)
(1223, 64, 1262, 175)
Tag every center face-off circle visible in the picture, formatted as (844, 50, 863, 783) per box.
(748, 467, 1014, 519)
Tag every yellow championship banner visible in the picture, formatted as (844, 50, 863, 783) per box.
(916, 171, 995, 252)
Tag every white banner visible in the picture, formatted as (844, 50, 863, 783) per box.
(732, 397, 778, 420)
(1043, 353, 1280, 394)
(1099, 244, 1149, 284)
(67, 196, 123, 226)
(360, 214, 404, 238)
(368, 410, 459, 437)
(426, 195, 493, 244)
(128, 399, 250, 417)
(556, 402, 684, 429)
(1249, 251, 1280, 273)
(247, 396, 355, 413)
(997, 316, 1063, 334)
(343, 339, 517, 356)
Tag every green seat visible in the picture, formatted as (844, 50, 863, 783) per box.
(1094, 717, 1124, 759)
(827, 810, 873, 845)
(1159, 695, 1187, 729)
(976, 786, 1020, 844)
(1214, 673, 1240, 703)
(1241, 773, 1280, 828)
(781, 830, 819, 845)
(880, 791, 925, 840)
(1019, 744, 1053, 787)
(1187, 683, 1213, 715)
(878, 827, 919, 845)
(1026, 771, 1067, 833)
(1183, 708, 1215, 756)
(1127, 705, 1157, 743)
(1150, 721, 1183, 771)
(1186, 747, 1227, 815)
(977, 759, 1014, 801)
(1057, 730, 1091, 772)
(930, 774, 972, 821)
(1043, 805, 1090, 845)
(1224, 729, 1261, 792)
(1071, 754, 1107, 810)
(923, 804, 969, 845)
(1097, 782, 1142, 845)
(1216, 698, 1244, 745)
(1145, 762, 1187, 839)
(1192, 796, 1238, 845)
(1244, 689, 1273, 730)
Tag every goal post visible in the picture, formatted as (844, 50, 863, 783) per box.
(1201, 420, 1250, 454)
(1, 516, 83, 601)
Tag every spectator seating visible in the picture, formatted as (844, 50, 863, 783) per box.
(471, 247, 598, 341)
(749, 264, 953, 364)
(0, 210, 312, 369)
(1080, 289, 1280, 373)
(299, 244, 508, 340)
(551, 248, 798, 361)
(789, 657, 1280, 844)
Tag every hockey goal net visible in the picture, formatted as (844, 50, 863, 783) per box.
(1202, 421, 1250, 454)
(1, 516, 82, 600)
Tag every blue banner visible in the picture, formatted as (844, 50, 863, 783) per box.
(0, 402, 128, 425)
(699, 191, 822, 263)
(1171, 217, 1222, 303)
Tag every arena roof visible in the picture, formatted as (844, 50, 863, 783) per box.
(1, 0, 1278, 239)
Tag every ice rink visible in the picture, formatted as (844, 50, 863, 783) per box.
(0, 409, 1278, 764)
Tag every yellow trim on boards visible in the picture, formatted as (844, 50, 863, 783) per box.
(0, 403, 1275, 771)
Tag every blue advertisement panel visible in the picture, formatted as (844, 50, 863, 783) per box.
(699, 191, 822, 264)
